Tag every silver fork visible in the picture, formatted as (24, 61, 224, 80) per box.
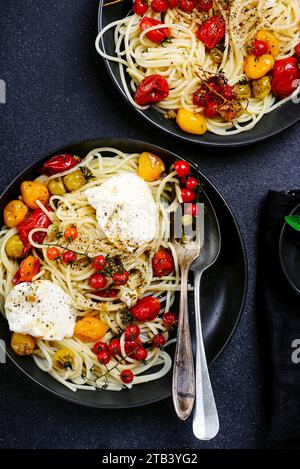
(171, 205, 202, 420)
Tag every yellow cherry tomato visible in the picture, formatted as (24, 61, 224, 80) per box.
(63, 170, 86, 192)
(5, 234, 24, 259)
(11, 332, 36, 356)
(176, 108, 207, 135)
(53, 348, 75, 370)
(256, 30, 279, 57)
(4, 200, 28, 228)
(48, 177, 66, 196)
(74, 316, 108, 343)
(138, 153, 165, 182)
(20, 181, 50, 210)
(244, 54, 275, 80)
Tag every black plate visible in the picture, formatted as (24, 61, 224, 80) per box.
(0, 138, 247, 408)
(98, 1, 300, 147)
(279, 202, 300, 295)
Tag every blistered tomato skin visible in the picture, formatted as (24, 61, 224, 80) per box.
(21, 181, 50, 210)
(4, 200, 28, 228)
(196, 16, 226, 50)
(129, 296, 161, 322)
(41, 154, 79, 176)
(271, 57, 300, 99)
(132, 0, 148, 15)
(134, 75, 169, 106)
(244, 54, 275, 80)
(139, 17, 170, 44)
(152, 251, 174, 277)
(176, 108, 207, 135)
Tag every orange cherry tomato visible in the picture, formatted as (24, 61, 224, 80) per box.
(13, 255, 40, 285)
(64, 226, 78, 242)
(47, 247, 61, 260)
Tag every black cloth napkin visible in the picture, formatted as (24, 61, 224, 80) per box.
(258, 190, 300, 441)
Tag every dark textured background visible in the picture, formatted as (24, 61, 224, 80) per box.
(0, 0, 299, 450)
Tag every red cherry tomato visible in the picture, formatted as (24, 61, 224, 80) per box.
(271, 57, 300, 99)
(222, 84, 235, 101)
(112, 271, 129, 286)
(120, 369, 134, 383)
(41, 154, 79, 176)
(92, 255, 108, 271)
(47, 246, 61, 260)
(134, 74, 169, 106)
(252, 39, 269, 57)
(162, 311, 177, 328)
(89, 273, 107, 290)
(132, 0, 148, 15)
(139, 17, 170, 44)
(152, 334, 166, 347)
(181, 188, 196, 203)
(193, 85, 210, 107)
(152, 251, 174, 277)
(62, 251, 77, 264)
(92, 341, 108, 354)
(124, 325, 140, 341)
(108, 338, 121, 356)
(93, 289, 119, 299)
(169, 0, 179, 6)
(198, 0, 213, 11)
(174, 160, 190, 177)
(124, 337, 142, 357)
(295, 43, 300, 59)
(18, 207, 52, 254)
(134, 346, 148, 361)
(64, 226, 78, 242)
(179, 0, 196, 13)
(129, 297, 161, 322)
(196, 15, 226, 50)
(97, 350, 110, 365)
(204, 100, 220, 118)
(185, 177, 198, 190)
(152, 0, 169, 12)
(186, 203, 199, 217)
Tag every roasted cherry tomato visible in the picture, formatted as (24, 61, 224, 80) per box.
(92, 255, 108, 271)
(152, 0, 169, 12)
(74, 316, 108, 342)
(132, 0, 149, 15)
(244, 54, 274, 80)
(138, 152, 165, 181)
(252, 39, 269, 57)
(179, 0, 196, 13)
(169, 0, 179, 6)
(13, 255, 40, 285)
(112, 271, 129, 286)
(120, 369, 134, 384)
(124, 324, 140, 341)
(130, 296, 161, 322)
(4, 200, 28, 228)
(53, 349, 74, 370)
(198, 0, 213, 11)
(41, 154, 79, 176)
(193, 85, 210, 107)
(97, 350, 110, 365)
(162, 311, 177, 328)
(18, 207, 52, 254)
(152, 251, 174, 277)
(89, 273, 107, 290)
(64, 226, 78, 242)
(47, 246, 61, 260)
(92, 341, 108, 354)
(186, 177, 198, 190)
(139, 17, 170, 44)
(134, 74, 169, 106)
(295, 43, 300, 59)
(196, 15, 226, 50)
(271, 57, 300, 99)
(124, 337, 142, 357)
(174, 160, 190, 177)
(108, 338, 121, 356)
(62, 251, 77, 264)
(152, 334, 166, 347)
(181, 187, 196, 202)
(134, 346, 148, 361)
(21, 181, 50, 210)
(204, 99, 220, 118)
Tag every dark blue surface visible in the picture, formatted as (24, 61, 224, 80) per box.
(0, 0, 299, 449)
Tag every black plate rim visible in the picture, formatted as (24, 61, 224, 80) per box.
(279, 201, 300, 295)
(98, 1, 300, 148)
(1, 137, 248, 409)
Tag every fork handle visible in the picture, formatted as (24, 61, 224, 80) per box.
(172, 266, 195, 420)
(192, 271, 219, 440)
